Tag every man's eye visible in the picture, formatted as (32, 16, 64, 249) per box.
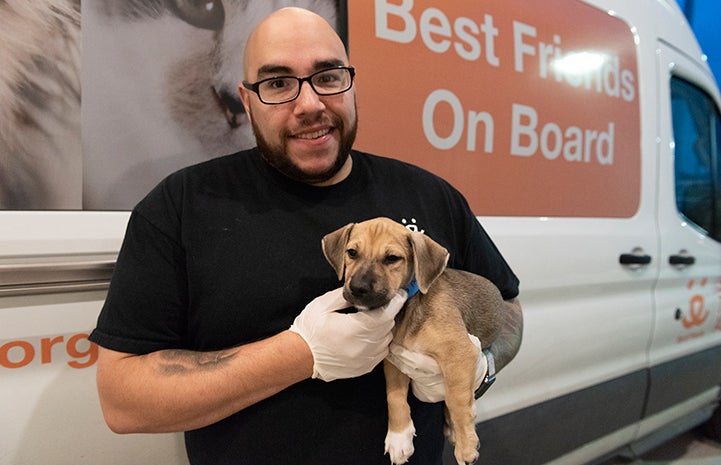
(316, 73, 338, 84)
(267, 79, 290, 90)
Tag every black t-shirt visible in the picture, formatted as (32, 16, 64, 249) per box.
(90, 148, 519, 465)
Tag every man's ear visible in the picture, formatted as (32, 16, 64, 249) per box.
(321, 223, 355, 280)
(409, 232, 449, 294)
(237, 84, 253, 123)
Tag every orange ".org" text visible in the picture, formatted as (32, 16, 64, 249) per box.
(0, 332, 97, 369)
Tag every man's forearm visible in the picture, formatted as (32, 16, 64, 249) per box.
(96, 330, 313, 434)
(488, 298, 523, 372)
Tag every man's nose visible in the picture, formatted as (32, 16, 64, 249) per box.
(293, 81, 325, 113)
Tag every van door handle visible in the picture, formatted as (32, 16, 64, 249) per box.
(619, 253, 652, 266)
(620, 247, 652, 268)
(669, 254, 695, 266)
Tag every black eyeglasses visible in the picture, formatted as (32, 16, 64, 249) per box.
(242, 66, 355, 105)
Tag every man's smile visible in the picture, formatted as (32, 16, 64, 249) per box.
(292, 127, 333, 140)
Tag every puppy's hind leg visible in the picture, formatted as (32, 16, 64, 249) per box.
(436, 339, 480, 465)
(384, 359, 416, 464)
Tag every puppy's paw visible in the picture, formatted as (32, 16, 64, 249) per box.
(454, 432, 480, 465)
(455, 447, 480, 465)
(384, 422, 416, 464)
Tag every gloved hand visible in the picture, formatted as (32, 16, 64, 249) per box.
(386, 334, 487, 402)
(290, 288, 407, 382)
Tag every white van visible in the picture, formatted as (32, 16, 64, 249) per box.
(1, 0, 720, 464)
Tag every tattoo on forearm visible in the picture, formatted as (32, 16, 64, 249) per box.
(156, 349, 237, 375)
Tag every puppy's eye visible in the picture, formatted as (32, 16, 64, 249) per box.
(168, 0, 225, 30)
(384, 255, 402, 265)
(347, 249, 358, 259)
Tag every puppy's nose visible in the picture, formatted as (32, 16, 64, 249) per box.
(349, 273, 374, 297)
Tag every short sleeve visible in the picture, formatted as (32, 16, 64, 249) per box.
(89, 189, 189, 354)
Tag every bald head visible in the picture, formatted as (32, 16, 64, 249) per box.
(243, 7, 348, 80)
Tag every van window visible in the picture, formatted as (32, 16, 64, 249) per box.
(671, 76, 721, 242)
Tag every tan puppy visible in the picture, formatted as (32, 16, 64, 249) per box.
(322, 217, 504, 465)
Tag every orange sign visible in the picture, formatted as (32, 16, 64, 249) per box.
(348, 0, 641, 217)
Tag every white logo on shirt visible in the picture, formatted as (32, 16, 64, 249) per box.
(401, 218, 425, 234)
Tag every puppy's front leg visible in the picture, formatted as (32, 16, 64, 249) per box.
(384, 359, 416, 465)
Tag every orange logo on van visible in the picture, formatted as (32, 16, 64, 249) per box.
(0, 332, 97, 369)
(682, 278, 709, 329)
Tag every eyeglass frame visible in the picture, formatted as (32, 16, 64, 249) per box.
(241, 66, 356, 105)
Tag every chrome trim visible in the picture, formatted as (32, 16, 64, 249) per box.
(0, 254, 116, 296)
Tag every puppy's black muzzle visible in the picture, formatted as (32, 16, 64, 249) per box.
(346, 268, 391, 310)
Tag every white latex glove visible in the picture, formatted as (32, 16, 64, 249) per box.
(290, 288, 407, 382)
(387, 334, 486, 403)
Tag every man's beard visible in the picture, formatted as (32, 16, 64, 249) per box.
(251, 110, 358, 185)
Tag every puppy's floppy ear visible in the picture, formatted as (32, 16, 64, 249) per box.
(409, 232, 449, 294)
(322, 223, 355, 280)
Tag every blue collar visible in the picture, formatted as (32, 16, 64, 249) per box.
(404, 277, 420, 298)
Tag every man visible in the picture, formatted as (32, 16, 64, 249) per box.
(90, 7, 522, 465)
